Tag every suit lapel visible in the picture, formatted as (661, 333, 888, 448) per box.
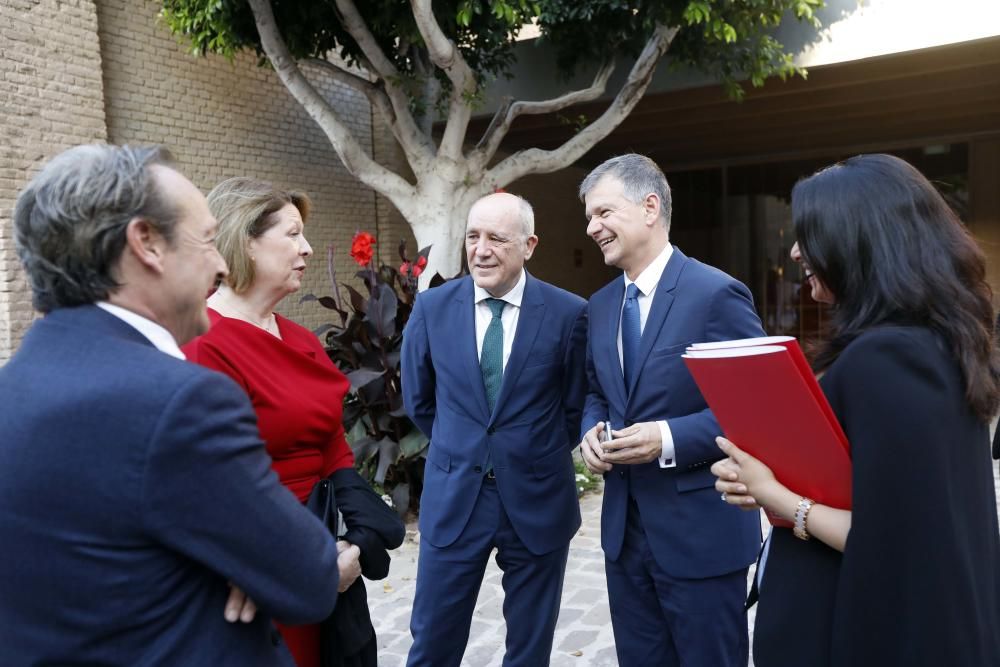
(455, 278, 491, 421)
(626, 246, 685, 398)
(602, 278, 628, 407)
(491, 274, 544, 423)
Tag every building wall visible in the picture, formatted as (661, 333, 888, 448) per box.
(969, 139, 1000, 304)
(97, 0, 379, 333)
(511, 165, 619, 299)
(1, 0, 108, 363)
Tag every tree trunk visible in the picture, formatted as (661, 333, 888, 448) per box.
(392, 170, 487, 288)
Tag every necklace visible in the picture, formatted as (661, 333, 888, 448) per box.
(216, 294, 279, 336)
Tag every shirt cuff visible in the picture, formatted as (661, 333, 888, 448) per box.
(658, 420, 676, 468)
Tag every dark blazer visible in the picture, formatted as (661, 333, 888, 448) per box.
(583, 247, 764, 578)
(755, 326, 1000, 667)
(0, 305, 341, 666)
(322, 467, 406, 667)
(402, 273, 588, 556)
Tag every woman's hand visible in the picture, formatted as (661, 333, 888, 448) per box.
(711, 456, 760, 511)
(712, 436, 784, 511)
(336, 540, 362, 593)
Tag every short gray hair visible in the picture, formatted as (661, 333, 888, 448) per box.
(13, 144, 177, 313)
(514, 195, 535, 237)
(469, 192, 535, 237)
(578, 154, 672, 231)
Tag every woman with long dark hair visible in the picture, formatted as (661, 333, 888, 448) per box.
(712, 153, 1000, 666)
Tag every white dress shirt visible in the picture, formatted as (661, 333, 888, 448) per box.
(97, 301, 186, 360)
(474, 269, 526, 372)
(617, 244, 677, 468)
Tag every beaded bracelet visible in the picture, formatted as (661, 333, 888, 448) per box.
(793, 497, 815, 541)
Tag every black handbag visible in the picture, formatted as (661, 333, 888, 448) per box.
(306, 477, 340, 537)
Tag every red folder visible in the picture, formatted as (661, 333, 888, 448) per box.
(683, 338, 852, 527)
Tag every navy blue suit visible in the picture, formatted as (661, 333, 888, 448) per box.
(0, 306, 341, 666)
(402, 273, 587, 666)
(584, 248, 764, 666)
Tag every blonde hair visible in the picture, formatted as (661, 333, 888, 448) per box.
(207, 177, 311, 293)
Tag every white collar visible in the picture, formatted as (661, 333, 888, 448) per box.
(96, 302, 186, 360)
(625, 244, 673, 297)
(473, 269, 526, 308)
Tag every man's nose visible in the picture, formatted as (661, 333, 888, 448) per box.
(586, 217, 601, 237)
(215, 248, 229, 278)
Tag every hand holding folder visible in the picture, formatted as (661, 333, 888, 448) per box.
(682, 337, 852, 527)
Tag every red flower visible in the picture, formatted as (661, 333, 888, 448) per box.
(350, 231, 376, 267)
(412, 256, 427, 278)
(399, 261, 411, 276)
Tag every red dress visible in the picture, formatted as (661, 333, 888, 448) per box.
(183, 308, 354, 667)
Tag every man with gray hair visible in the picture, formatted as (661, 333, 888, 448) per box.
(577, 154, 765, 666)
(0, 144, 357, 665)
(402, 192, 588, 666)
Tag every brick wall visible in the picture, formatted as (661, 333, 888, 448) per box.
(0, 0, 108, 363)
(97, 0, 381, 333)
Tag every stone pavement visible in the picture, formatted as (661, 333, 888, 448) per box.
(364, 485, 760, 667)
(366, 461, 1000, 666)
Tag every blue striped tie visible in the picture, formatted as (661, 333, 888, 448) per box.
(481, 298, 506, 413)
(621, 283, 641, 388)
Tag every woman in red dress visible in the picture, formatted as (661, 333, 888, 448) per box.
(183, 178, 361, 667)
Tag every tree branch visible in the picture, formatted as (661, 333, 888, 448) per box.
(304, 57, 386, 107)
(411, 47, 439, 139)
(410, 0, 476, 161)
(472, 59, 615, 170)
(247, 0, 416, 202)
(487, 25, 679, 187)
(330, 0, 435, 169)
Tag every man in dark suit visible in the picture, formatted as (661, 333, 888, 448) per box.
(578, 154, 765, 666)
(402, 192, 587, 666)
(0, 144, 360, 665)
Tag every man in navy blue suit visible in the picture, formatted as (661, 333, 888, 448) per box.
(402, 192, 587, 666)
(0, 145, 360, 665)
(578, 154, 765, 666)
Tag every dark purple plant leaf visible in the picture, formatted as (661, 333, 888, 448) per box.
(398, 428, 429, 458)
(344, 284, 368, 315)
(389, 405, 408, 418)
(312, 323, 336, 338)
(397, 238, 409, 263)
(350, 436, 379, 462)
(299, 293, 318, 303)
(346, 368, 384, 390)
(389, 483, 409, 517)
(355, 269, 377, 292)
(365, 283, 398, 341)
(417, 245, 432, 260)
(428, 272, 447, 289)
(373, 437, 401, 485)
(315, 296, 339, 310)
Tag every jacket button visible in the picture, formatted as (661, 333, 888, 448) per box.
(270, 629, 282, 646)
(486, 427, 495, 435)
(473, 465, 482, 473)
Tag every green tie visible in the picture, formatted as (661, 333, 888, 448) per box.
(480, 298, 506, 413)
